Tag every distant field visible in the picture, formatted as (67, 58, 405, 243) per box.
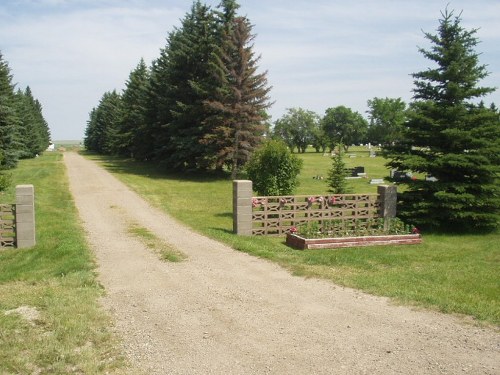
(52, 140, 83, 150)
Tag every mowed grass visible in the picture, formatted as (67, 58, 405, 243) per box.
(0, 153, 128, 374)
(87, 150, 500, 326)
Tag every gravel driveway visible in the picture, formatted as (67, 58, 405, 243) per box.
(64, 152, 499, 374)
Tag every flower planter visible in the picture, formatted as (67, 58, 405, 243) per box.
(286, 232, 422, 250)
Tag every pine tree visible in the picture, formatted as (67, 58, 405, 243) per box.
(384, 9, 500, 231)
(327, 144, 349, 194)
(0, 52, 22, 168)
(117, 58, 150, 158)
(84, 91, 123, 155)
(149, 1, 219, 170)
(202, 13, 272, 177)
(16, 87, 50, 158)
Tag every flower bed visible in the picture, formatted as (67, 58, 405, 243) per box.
(286, 232, 422, 250)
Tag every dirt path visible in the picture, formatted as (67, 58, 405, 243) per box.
(64, 152, 498, 375)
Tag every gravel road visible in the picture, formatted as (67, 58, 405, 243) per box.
(64, 152, 499, 375)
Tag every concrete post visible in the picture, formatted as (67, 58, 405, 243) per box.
(16, 184, 36, 248)
(378, 185, 397, 220)
(233, 180, 253, 235)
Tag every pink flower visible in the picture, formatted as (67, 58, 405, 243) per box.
(411, 227, 420, 235)
(307, 197, 316, 203)
(289, 226, 298, 234)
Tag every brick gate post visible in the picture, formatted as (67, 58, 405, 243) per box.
(16, 184, 36, 248)
(233, 180, 253, 235)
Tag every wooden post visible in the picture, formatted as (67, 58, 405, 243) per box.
(16, 184, 36, 248)
(233, 180, 253, 235)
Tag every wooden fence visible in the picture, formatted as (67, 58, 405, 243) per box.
(233, 180, 397, 236)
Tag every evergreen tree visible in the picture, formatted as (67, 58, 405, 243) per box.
(202, 12, 272, 177)
(84, 91, 123, 155)
(384, 9, 500, 231)
(327, 144, 349, 194)
(16, 87, 50, 158)
(0, 52, 21, 168)
(84, 107, 98, 152)
(149, 1, 219, 170)
(117, 58, 150, 158)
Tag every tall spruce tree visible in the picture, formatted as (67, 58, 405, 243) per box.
(149, 1, 218, 170)
(202, 13, 272, 177)
(384, 9, 500, 231)
(16, 87, 50, 158)
(0, 52, 21, 168)
(117, 58, 150, 158)
(84, 91, 122, 155)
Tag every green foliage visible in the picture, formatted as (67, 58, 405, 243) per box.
(322, 106, 368, 152)
(384, 9, 500, 232)
(84, 90, 123, 154)
(272, 108, 321, 153)
(0, 53, 50, 169)
(0, 52, 22, 169)
(245, 139, 303, 196)
(116, 58, 150, 158)
(83, 1, 271, 173)
(326, 144, 349, 194)
(366, 97, 407, 145)
(297, 218, 414, 238)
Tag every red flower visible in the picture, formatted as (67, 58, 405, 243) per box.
(289, 226, 298, 234)
(411, 227, 420, 235)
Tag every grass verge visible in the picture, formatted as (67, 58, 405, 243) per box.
(0, 153, 129, 374)
(128, 222, 187, 262)
(86, 151, 500, 326)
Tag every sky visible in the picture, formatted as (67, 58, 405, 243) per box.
(1, 0, 499, 141)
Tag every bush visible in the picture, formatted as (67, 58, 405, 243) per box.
(245, 140, 303, 196)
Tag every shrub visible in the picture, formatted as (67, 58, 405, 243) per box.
(245, 140, 303, 196)
(327, 144, 349, 194)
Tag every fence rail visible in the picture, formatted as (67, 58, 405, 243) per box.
(251, 194, 380, 236)
(233, 180, 397, 237)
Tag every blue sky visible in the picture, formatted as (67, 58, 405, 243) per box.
(1, 0, 499, 140)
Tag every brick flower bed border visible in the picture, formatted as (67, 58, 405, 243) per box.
(286, 233, 422, 250)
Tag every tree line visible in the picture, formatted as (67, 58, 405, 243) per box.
(0, 52, 51, 174)
(271, 97, 406, 153)
(84, 3, 498, 231)
(84, 0, 271, 178)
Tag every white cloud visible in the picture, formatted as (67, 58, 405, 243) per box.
(1, 0, 498, 139)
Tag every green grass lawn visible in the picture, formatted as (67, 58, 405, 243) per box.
(87, 150, 500, 326)
(0, 153, 128, 374)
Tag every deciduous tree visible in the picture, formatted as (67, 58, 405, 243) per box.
(322, 106, 368, 152)
(366, 97, 406, 145)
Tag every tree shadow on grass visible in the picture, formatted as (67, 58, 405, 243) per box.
(80, 151, 230, 183)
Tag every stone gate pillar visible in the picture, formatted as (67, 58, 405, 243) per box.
(233, 180, 253, 235)
(16, 184, 36, 248)
(378, 185, 397, 219)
